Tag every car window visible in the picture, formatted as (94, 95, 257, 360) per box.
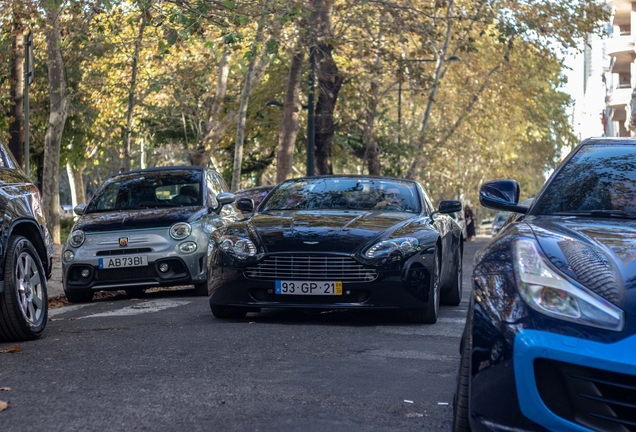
(261, 178, 421, 213)
(86, 171, 203, 212)
(534, 144, 636, 215)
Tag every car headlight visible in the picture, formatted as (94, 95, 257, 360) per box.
(178, 241, 197, 253)
(69, 230, 85, 248)
(218, 235, 257, 259)
(170, 222, 191, 240)
(365, 237, 419, 259)
(513, 238, 624, 332)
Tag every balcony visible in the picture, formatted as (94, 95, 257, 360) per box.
(607, 86, 632, 109)
(606, 35, 636, 59)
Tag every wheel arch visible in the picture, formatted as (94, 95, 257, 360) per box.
(6, 220, 50, 278)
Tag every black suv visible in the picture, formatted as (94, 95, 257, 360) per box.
(0, 142, 52, 342)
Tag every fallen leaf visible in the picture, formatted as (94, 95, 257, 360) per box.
(50, 318, 63, 322)
(0, 347, 22, 354)
(0, 388, 10, 391)
(0, 401, 8, 411)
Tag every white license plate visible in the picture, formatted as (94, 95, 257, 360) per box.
(275, 280, 342, 295)
(98, 256, 148, 269)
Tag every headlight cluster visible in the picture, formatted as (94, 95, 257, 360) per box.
(218, 235, 257, 259)
(170, 222, 191, 240)
(365, 237, 419, 259)
(513, 238, 624, 332)
(69, 230, 85, 248)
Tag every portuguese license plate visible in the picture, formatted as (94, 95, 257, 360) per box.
(275, 280, 342, 295)
(98, 256, 148, 269)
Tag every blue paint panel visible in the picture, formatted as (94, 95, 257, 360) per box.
(275, 280, 281, 294)
(98, 258, 104, 269)
(514, 329, 636, 432)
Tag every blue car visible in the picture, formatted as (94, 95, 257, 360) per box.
(453, 137, 636, 432)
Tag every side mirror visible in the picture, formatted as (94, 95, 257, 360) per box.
(74, 204, 87, 216)
(480, 180, 528, 214)
(214, 192, 236, 214)
(438, 200, 462, 214)
(236, 198, 254, 213)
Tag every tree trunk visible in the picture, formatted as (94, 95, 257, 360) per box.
(66, 162, 85, 208)
(231, 21, 265, 191)
(123, 8, 147, 172)
(190, 48, 231, 166)
(363, 56, 382, 176)
(9, 18, 24, 166)
(314, 43, 343, 175)
(276, 49, 304, 183)
(42, 1, 69, 244)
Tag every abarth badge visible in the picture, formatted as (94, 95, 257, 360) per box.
(119, 237, 129, 247)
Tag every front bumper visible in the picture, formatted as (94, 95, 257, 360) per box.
(513, 329, 636, 432)
(62, 228, 209, 291)
(209, 267, 432, 310)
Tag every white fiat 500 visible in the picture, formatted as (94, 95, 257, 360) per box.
(62, 166, 239, 303)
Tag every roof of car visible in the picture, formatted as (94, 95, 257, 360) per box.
(123, 166, 206, 175)
(282, 174, 417, 183)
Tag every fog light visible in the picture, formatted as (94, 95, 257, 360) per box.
(81, 269, 90, 278)
(159, 263, 170, 273)
(178, 241, 197, 253)
(63, 250, 75, 262)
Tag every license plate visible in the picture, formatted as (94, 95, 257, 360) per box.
(275, 280, 342, 295)
(98, 256, 148, 269)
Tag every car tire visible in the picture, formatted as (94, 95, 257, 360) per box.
(406, 249, 440, 324)
(210, 304, 247, 319)
(453, 315, 473, 431)
(442, 244, 463, 306)
(125, 289, 145, 298)
(64, 289, 94, 303)
(193, 282, 208, 296)
(0, 236, 48, 342)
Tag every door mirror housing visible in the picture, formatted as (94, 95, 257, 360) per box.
(236, 198, 254, 213)
(74, 204, 87, 216)
(438, 200, 463, 214)
(213, 192, 236, 214)
(480, 180, 528, 214)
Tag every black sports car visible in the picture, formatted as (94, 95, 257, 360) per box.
(209, 175, 463, 323)
(453, 138, 636, 432)
(0, 141, 52, 342)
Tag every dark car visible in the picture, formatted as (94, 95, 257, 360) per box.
(0, 142, 52, 342)
(233, 185, 275, 216)
(61, 166, 238, 302)
(490, 212, 510, 236)
(453, 138, 636, 432)
(209, 175, 464, 323)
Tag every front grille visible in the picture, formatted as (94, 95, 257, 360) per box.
(95, 266, 158, 281)
(96, 248, 152, 256)
(535, 358, 636, 432)
(244, 255, 377, 282)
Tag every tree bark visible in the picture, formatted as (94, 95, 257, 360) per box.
(42, 1, 69, 244)
(66, 162, 86, 208)
(9, 18, 24, 166)
(363, 55, 382, 176)
(314, 43, 343, 175)
(190, 48, 232, 166)
(123, 7, 147, 172)
(276, 49, 304, 183)
(231, 21, 265, 191)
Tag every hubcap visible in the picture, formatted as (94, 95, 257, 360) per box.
(16, 251, 44, 326)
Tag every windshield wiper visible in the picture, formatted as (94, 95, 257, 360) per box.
(551, 210, 636, 220)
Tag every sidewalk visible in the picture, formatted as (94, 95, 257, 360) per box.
(48, 244, 64, 299)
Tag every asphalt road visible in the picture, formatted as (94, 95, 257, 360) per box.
(0, 238, 489, 432)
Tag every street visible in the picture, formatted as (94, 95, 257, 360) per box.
(0, 239, 488, 432)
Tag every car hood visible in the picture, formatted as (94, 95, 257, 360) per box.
(76, 207, 206, 232)
(252, 210, 415, 253)
(528, 216, 636, 311)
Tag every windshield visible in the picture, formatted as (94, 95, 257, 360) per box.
(534, 144, 636, 216)
(261, 178, 421, 213)
(86, 171, 203, 213)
